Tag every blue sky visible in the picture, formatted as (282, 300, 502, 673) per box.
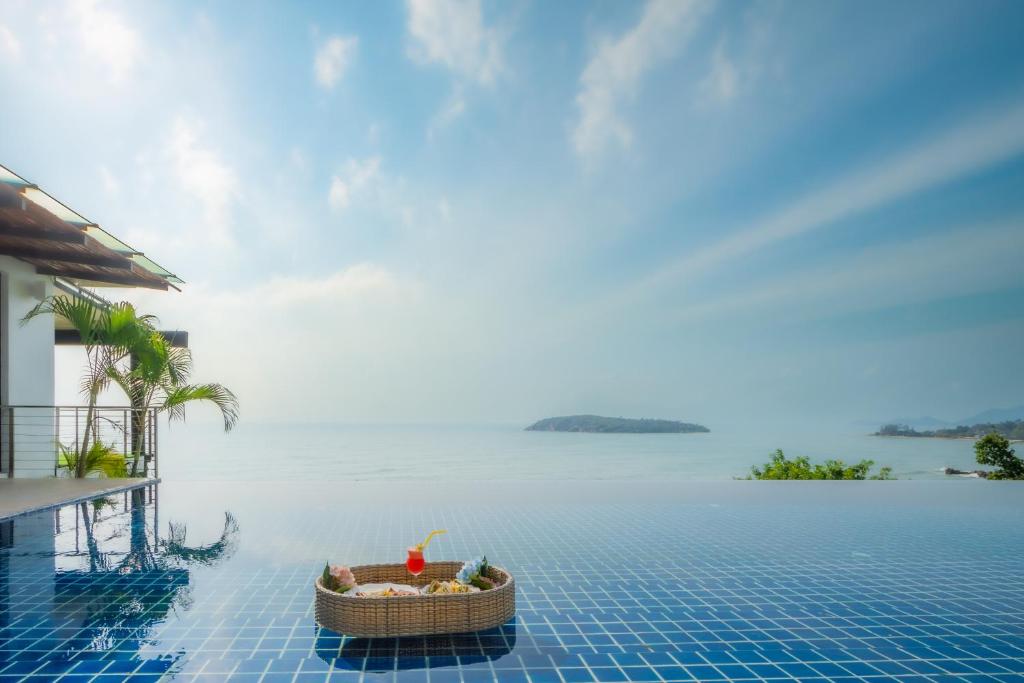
(2, 0, 1023, 426)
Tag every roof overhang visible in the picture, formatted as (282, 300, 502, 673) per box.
(51, 278, 189, 348)
(0, 164, 182, 290)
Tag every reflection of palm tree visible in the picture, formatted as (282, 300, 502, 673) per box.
(77, 502, 108, 573)
(113, 490, 240, 573)
(160, 512, 239, 566)
(58, 493, 241, 653)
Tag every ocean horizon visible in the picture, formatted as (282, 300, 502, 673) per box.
(159, 420, 987, 482)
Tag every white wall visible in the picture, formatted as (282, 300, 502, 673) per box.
(1, 255, 56, 478)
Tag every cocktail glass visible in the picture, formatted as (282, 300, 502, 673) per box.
(406, 529, 446, 577)
(406, 547, 425, 576)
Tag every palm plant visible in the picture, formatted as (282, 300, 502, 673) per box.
(108, 329, 238, 476)
(58, 442, 128, 478)
(23, 297, 156, 478)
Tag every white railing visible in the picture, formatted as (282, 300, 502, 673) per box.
(0, 405, 158, 478)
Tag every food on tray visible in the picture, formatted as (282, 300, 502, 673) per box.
(318, 550, 502, 601)
(321, 563, 356, 593)
(357, 587, 418, 598)
(355, 582, 420, 598)
(422, 579, 477, 594)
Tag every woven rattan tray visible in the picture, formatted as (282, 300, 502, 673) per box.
(314, 561, 515, 638)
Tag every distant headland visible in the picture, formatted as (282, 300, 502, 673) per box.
(525, 415, 710, 434)
(875, 419, 1024, 441)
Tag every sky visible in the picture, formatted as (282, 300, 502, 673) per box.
(2, 0, 1023, 428)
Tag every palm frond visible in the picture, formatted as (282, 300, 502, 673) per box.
(104, 303, 157, 356)
(163, 383, 239, 432)
(58, 442, 128, 478)
(23, 295, 106, 345)
(104, 363, 133, 397)
(164, 347, 193, 386)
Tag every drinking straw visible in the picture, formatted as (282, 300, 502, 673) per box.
(416, 529, 447, 550)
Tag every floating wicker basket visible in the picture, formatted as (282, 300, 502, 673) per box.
(315, 561, 515, 638)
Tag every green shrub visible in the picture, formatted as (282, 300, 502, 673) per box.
(58, 442, 128, 478)
(747, 449, 894, 480)
(975, 433, 1024, 480)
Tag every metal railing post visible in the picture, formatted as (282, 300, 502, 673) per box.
(54, 408, 61, 477)
(7, 407, 13, 479)
(153, 409, 159, 479)
(0, 404, 171, 480)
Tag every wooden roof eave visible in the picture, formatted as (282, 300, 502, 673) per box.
(0, 180, 175, 290)
(27, 260, 170, 290)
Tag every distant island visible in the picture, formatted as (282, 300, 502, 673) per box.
(875, 419, 1024, 441)
(866, 405, 1024, 432)
(526, 415, 709, 434)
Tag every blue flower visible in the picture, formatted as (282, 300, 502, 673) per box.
(456, 556, 485, 584)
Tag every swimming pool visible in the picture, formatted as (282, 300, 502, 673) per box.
(1, 480, 1022, 682)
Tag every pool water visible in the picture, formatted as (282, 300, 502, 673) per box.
(1, 480, 1023, 682)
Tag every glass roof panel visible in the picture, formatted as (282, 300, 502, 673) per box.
(130, 254, 183, 283)
(83, 225, 136, 254)
(0, 165, 29, 187)
(22, 187, 92, 225)
(7, 164, 184, 286)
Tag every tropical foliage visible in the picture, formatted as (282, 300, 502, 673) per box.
(975, 433, 1024, 480)
(106, 325, 238, 475)
(24, 294, 238, 477)
(746, 449, 894, 480)
(24, 297, 155, 477)
(58, 442, 128, 478)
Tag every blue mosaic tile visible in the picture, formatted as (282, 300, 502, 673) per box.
(0, 482, 1023, 682)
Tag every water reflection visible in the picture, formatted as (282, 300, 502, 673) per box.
(0, 486, 237, 675)
(316, 623, 518, 672)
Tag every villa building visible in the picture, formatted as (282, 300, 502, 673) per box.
(0, 164, 182, 479)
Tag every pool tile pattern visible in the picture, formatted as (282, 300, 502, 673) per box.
(0, 483, 1023, 682)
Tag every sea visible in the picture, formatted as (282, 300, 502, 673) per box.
(158, 421, 988, 481)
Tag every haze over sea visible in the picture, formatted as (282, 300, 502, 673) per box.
(161, 421, 985, 482)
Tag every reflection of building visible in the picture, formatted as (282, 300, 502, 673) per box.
(0, 487, 237, 675)
(0, 509, 56, 632)
(49, 489, 186, 657)
(1, 489, 175, 668)
(0, 164, 184, 478)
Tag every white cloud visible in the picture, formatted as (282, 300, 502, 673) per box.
(314, 35, 358, 89)
(288, 147, 308, 171)
(246, 264, 408, 308)
(673, 219, 1024, 324)
(328, 176, 351, 211)
(367, 122, 382, 145)
(328, 157, 381, 212)
(166, 117, 239, 245)
(112, 264, 439, 423)
(68, 0, 141, 83)
(572, 0, 712, 160)
(698, 39, 738, 104)
(406, 0, 503, 86)
(697, 5, 783, 109)
(428, 86, 467, 137)
(438, 197, 452, 222)
(98, 164, 119, 195)
(0, 24, 21, 60)
(610, 99, 1024, 308)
